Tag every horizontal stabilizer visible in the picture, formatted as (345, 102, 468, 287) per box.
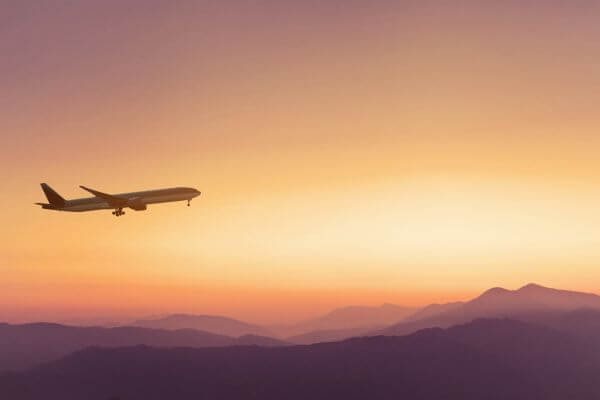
(35, 202, 56, 210)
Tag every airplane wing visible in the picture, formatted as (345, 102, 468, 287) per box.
(79, 185, 128, 207)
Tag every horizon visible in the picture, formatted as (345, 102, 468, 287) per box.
(1, 281, 596, 326)
(3, 1, 600, 326)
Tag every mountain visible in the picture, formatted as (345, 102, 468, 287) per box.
(305, 303, 418, 330)
(377, 283, 600, 336)
(442, 318, 599, 398)
(467, 283, 600, 312)
(285, 326, 380, 345)
(234, 334, 288, 347)
(403, 301, 464, 321)
(273, 303, 418, 337)
(513, 308, 600, 342)
(3, 318, 600, 400)
(132, 314, 273, 337)
(0, 322, 287, 372)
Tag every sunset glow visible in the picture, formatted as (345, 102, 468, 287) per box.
(3, 1, 600, 324)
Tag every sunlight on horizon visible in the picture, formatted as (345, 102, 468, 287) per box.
(2, 1, 600, 323)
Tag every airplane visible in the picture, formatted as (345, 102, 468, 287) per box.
(36, 183, 201, 217)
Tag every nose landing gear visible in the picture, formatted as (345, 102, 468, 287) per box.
(187, 199, 191, 207)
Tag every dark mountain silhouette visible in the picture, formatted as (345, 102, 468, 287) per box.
(512, 308, 600, 342)
(442, 318, 600, 398)
(3, 318, 600, 400)
(273, 303, 417, 337)
(234, 334, 287, 346)
(132, 314, 273, 337)
(377, 283, 600, 336)
(0, 322, 287, 372)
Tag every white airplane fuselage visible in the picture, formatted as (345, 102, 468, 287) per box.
(64, 188, 200, 212)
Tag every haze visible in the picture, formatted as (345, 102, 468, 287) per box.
(2, 0, 600, 325)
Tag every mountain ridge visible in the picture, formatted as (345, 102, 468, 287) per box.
(377, 283, 600, 336)
(132, 314, 273, 337)
(3, 317, 599, 399)
(0, 322, 288, 372)
(271, 303, 418, 337)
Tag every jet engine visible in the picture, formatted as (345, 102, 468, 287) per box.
(127, 198, 147, 211)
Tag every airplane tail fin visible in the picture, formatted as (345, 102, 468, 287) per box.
(40, 183, 66, 207)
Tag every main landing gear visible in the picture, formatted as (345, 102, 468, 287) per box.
(112, 208, 125, 217)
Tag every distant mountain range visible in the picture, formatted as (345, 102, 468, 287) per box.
(129, 304, 418, 343)
(0, 323, 287, 372)
(132, 314, 273, 337)
(273, 303, 418, 340)
(283, 283, 600, 343)
(402, 301, 464, 322)
(376, 283, 600, 336)
(4, 316, 600, 399)
(285, 326, 379, 345)
(4, 282, 600, 380)
(300, 303, 418, 330)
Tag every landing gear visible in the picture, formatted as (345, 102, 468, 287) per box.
(112, 208, 125, 217)
(187, 199, 191, 207)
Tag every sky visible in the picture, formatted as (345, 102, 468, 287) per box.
(2, 0, 600, 324)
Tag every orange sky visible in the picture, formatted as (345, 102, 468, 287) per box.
(2, 1, 600, 324)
